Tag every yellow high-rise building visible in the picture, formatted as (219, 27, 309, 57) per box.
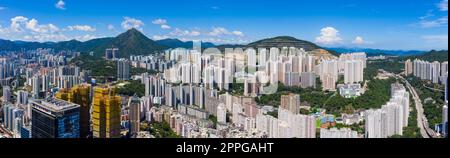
(92, 86, 121, 138)
(55, 84, 91, 138)
(55, 89, 70, 101)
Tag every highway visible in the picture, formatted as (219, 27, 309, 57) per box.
(422, 84, 445, 93)
(384, 70, 438, 138)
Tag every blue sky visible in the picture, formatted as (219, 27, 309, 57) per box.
(0, 0, 448, 50)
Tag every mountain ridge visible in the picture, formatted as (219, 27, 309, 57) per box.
(327, 47, 426, 56)
(91, 28, 167, 57)
(246, 36, 322, 51)
(1, 29, 441, 58)
(156, 38, 216, 49)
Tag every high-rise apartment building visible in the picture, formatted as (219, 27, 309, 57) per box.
(280, 94, 301, 114)
(55, 84, 91, 138)
(344, 60, 364, 84)
(16, 90, 29, 106)
(2, 86, 11, 102)
(128, 96, 140, 137)
(117, 59, 130, 81)
(442, 104, 448, 137)
(365, 83, 409, 138)
(217, 103, 227, 124)
(300, 72, 316, 88)
(105, 48, 119, 60)
(3, 104, 24, 134)
(92, 86, 121, 138)
(405, 59, 413, 75)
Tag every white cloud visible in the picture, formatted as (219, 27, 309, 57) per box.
(0, 16, 100, 42)
(8, 16, 60, 34)
(420, 16, 448, 28)
(55, 0, 66, 10)
(121, 17, 144, 31)
(152, 19, 167, 25)
(190, 30, 201, 36)
(208, 27, 244, 37)
(438, 0, 448, 11)
(416, 1, 448, 29)
(10, 16, 29, 32)
(0, 7, 6, 10)
(419, 11, 434, 20)
(351, 36, 367, 45)
(170, 28, 201, 36)
(67, 25, 96, 31)
(152, 35, 170, 40)
(157, 27, 247, 44)
(232, 31, 244, 36)
(161, 24, 171, 30)
(26, 19, 60, 33)
(152, 19, 171, 30)
(209, 27, 229, 36)
(107, 24, 115, 30)
(315, 27, 342, 45)
(75, 34, 98, 41)
(202, 38, 250, 44)
(27, 33, 68, 42)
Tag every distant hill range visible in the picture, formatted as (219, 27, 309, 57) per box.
(3, 28, 435, 58)
(404, 50, 448, 62)
(213, 36, 338, 57)
(0, 37, 114, 53)
(247, 36, 322, 51)
(214, 36, 325, 50)
(91, 28, 167, 57)
(156, 38, 216, 49)
(0, 28, 167, 58)
(327, 47, 425, 56)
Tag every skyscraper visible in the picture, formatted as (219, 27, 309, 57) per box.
(92, 86, 121, 138)
(365, 83, 408, 138)
(443, 104, 448, 137)
(344, 60, 364, 84)
(2, 86, 11, 102)
(405, 59, 413, 75)
(280, 94, 301, 114)
(3, 104, 24, 133)
(105, 48, 119, 60)
(31, 98, 80, 138)
(246, 48, 257, 73)
(128, 95, 140, 137)
(258, 48, 268, 68)
(117, 59, 130, 81)
(441, 62, 448, 77)
(300, 72, 316, 88)
(431, 61, 441, 84)
(217, 103, 227, 124)
(55, 84, 91, 138)
(31, 75, 41, 99)
(16, 90, 29, 106)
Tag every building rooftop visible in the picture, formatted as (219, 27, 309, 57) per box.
(32, 97, 80, 114)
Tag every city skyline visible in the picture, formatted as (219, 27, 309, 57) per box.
(0, 0, 448, 50)
(0, 0, 448, 141)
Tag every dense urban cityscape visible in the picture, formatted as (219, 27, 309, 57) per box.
(0, 0, 448, 139)
(0, 31, 447, 138)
